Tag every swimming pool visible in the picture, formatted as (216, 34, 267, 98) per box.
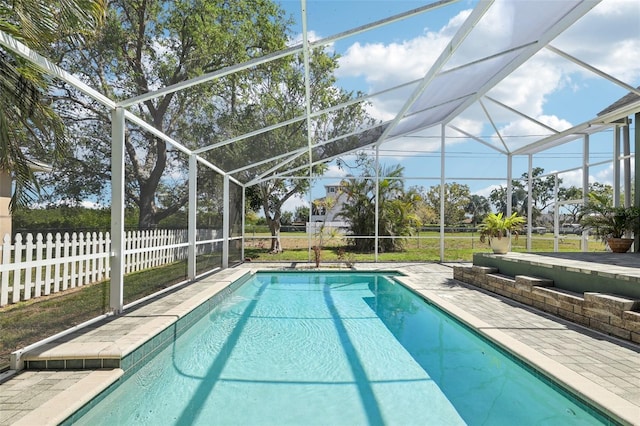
(72, 271, 611, 425)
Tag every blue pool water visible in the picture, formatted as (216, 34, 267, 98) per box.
(75, 272, 608, 425)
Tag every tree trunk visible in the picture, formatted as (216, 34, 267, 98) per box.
(138, 197, 156, 229)
(267, 217, 282, 253)
(125, 123, 168, 229)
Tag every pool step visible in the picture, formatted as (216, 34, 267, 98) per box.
(453, 265, 640, 343)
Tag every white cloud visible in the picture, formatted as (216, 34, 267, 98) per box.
(282, 194, 309, 213)
(474, 184, 503, 199)
(323, 163, 349, 178)
(295, 0, 639, 194)
(552, 0, 640, 83)
(288, 30, 335, 52)
(336, 9, 460, 95)
(487, 52, 566, 118)
(337, 36, 445, 87)
(556, 169, 585, 188)
(336, 1, 639, 131)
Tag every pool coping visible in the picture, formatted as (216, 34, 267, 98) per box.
(18, 269, 252, 370)
(396, 273, 639, 426)
(11, 369, 124, 426)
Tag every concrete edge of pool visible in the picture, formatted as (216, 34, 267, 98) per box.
(396, 273, 639, 426)
(17, 269, 253, 367)
(11, 370, 124, 426)
(5, 265, 638, 425)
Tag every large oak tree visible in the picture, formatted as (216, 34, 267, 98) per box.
(45, 0, 290, 228)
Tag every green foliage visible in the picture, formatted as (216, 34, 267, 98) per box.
(489, 168, 564, 224)
(339, 162, 420, 252)
(478, 212, 525, 244)
(245, 209, 260, 226)
(48, 0, 292, 228)
(280, 211, 293, 226)
(519, 167, 558, 221)
(0, 0, 105, 210)
(422, 183, 471, 225)
(13, 206, 138, 232)
(489, 185, 527, 217)
(579, 192, 640, 241)
(557, 185, 584, 223)
(465, 194, 491, 226)
(230, 45, 372, 252)
(293, 206, 310, 223)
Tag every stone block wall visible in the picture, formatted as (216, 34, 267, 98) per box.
(453, 265, 640, 343)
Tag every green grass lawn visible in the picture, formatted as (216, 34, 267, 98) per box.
(244, 231, 604, 263)
(0, 258, 204, 371)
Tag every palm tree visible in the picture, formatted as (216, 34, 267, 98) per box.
(339, 163, 420, 252)
(0, 0, 105, 209)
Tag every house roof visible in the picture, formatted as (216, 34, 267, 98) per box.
(598, 86, 640, 117)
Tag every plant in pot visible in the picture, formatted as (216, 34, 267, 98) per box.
(579, 193, 640, 253)
(479, 212, 525, 254)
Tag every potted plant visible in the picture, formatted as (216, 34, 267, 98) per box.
(479, 212, 525, 254)
(579, 193, 640, 253)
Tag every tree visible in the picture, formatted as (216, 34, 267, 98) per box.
(245, 209, 260, 226)
(489, 185, 527, 217)
(408, 185, 437, 226)
(0, 0, 105, 209)
(46, 0, 290, 228)
(422, 183, 471, 226)
(246, 167, 324, 253)
(339, 162, 420, 252)
(293, 206, 309, 223)
(519, 167, 558, 223)
(557, 186, 583, 223)
(465, 194, 491, 226)
(588, 182, 614, 204)
(280, 211, 293, 226)
(222, 47, 373, 252)
(566, 182, 614, 225)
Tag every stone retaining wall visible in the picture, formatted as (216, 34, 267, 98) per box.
(453, 265, 640, 344)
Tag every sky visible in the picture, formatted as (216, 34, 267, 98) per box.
(274, 0, 640, 213)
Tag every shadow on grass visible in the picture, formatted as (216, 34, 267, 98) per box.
(0, 255, 221, 371)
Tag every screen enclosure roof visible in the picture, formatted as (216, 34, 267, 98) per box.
(1, 0, 639, 186)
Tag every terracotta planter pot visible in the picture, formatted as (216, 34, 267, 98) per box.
(489, 237, 510, 254)
(606, 238, 634, 253)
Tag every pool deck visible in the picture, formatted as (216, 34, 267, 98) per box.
(1, 262, 639, 425)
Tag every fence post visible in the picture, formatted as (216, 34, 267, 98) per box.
(53, 233, 62, 293)
(1, 234, 11, 305)
(97, 232, 104, 281)
(62, 233, 70, 290)
(24, 234, 35, 298)
(77, 233, 85, 286)
(91, 232, 98, 283)
(70, 233, 77, 289)
(34, 234, 43, 297)
(24, 234, 33, 299)
(13, 234, 23, 303)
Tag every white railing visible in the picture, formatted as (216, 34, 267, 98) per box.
(0, 229, 220, 306)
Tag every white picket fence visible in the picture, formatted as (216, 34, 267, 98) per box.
(0, 229, 221, 307)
